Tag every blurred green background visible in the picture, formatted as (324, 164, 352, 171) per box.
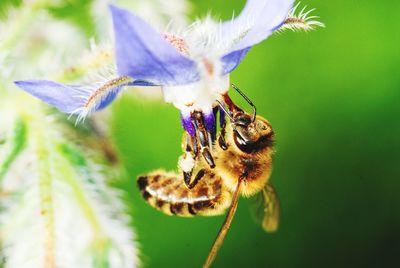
(110, 1, 400, 267)
(2, 0, 399, 267)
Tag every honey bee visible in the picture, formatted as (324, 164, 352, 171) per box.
(137, 85, 279, 268)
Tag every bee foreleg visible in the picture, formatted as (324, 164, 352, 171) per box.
(185, 133, 199, 158)
(202, 148, 215, 168)
(218, 120, 228, 150)
(191, 111, 216, 169)
(210, 106, 219, 141)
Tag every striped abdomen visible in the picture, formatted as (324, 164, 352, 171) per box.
(137, 170, 231, 217)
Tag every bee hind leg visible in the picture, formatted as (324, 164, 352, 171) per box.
(187, 169, 206, 189)
(179, 134, 197, 188)
(179, 135, 208, 189)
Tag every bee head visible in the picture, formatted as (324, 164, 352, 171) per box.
(231, 112, 274, 153)
(218, 86, 274, 153)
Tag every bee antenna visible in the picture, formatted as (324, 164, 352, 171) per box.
(231, 84, 257, 122)
(216, 100, 234, 121)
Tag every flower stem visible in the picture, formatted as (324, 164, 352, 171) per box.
(33, 114, 56, 268)
(55, 144, 110, 255)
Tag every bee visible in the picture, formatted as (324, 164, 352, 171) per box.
(137, 85, 279, 268)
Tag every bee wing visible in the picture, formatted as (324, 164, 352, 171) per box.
(249, 183, 280, 232)
(261, 183, 280, 232)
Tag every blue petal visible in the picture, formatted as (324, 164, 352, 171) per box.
(181, 112, 195, 137)
(15, 79, 146, 114)
(110, 5, 200, 86)
(15, 80, 87, 113)
(203, 109, 215, 134)
(220, 48, 250, 75)
(220, 0, 294, 75)
(96, 87, 121, 110)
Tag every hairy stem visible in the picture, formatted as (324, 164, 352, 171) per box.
(33, 115, 56, 268)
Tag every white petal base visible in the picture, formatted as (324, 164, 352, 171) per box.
(162, 74, 229, 111)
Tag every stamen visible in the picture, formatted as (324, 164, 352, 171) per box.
(163, 33, 190, 56)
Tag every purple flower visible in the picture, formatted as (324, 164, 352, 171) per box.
(15, 0, 295, 130)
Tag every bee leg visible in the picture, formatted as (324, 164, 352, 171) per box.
(187, 169, 206, 189)
(218, 122, 228, 151)
(181, 133, 199, 188)
(203, 177, 244, 268)
(210, 106, 219, 141)
(202, 148, 215, 168)
(181, 134, 210, 189)
(214, 104, 228, 150)
(191, 111, 215, 168)
(183, 171, 192, 187)
(183, 132, 199, 159)
(203, 110, 217, 159)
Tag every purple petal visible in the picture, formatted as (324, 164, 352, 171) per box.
(203, 110, 216, 134)
(220, 0, 294, 75)
(15, 80, 87, 113)
(180, 112, 195, 137)
(220, 48, 250, 75)
(219, 106, 226, 128)
(96, 87, 121, 110)
(130, 80, 156, 87)
(110, 5, 200, 86)
(15, 78, 145, 114)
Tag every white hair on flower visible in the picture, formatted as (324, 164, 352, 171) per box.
(73, 75, 134, 124)
(15, 1, 324, 134)
(279, 2, 325, 32)
(179, 13, 254, 59)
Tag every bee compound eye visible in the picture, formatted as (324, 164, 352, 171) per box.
(234, 114, 251, 127)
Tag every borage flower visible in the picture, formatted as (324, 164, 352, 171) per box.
(15, 0, 322, 136)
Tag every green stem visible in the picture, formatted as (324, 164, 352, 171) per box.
(33, 115, 56, 268)
(55, 144, 110, 252)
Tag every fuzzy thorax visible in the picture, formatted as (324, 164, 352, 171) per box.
(214, 116, 274, 197)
